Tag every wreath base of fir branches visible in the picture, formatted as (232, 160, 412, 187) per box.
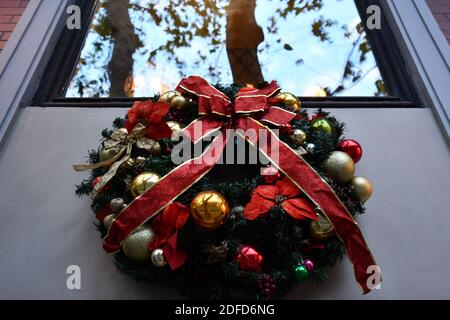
(75, 84, 366, 300)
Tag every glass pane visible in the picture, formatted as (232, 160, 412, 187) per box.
(66, 0, 387, 98)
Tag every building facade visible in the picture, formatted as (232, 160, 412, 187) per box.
(0, 0, 449, 299)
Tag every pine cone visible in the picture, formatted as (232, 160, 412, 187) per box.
(204, 241, 229, 264)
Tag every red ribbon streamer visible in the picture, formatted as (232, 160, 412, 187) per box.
(103, 76, 378, 294)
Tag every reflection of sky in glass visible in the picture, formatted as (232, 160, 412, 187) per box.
(66, 0, 385, 97)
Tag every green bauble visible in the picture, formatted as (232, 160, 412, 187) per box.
(311, 118, 333, 134)
(294, 265, 309, 281)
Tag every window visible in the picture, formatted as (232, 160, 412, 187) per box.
(34, 0, 419, 108)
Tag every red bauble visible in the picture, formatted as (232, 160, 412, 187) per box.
(236, 246, 263, 272)
(280, 124, 292, 135)
(338, 139, 363, 163)
(261, 166, 280, 184)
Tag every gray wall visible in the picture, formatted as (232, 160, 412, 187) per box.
(0, 106, 449, 299)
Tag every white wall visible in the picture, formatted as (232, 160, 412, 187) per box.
(0, 106, 449, 299)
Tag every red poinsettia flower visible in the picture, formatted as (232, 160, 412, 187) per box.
(244, 177, 318, 221)
(149, 202, 190, 270)
(125, 100, 172, 140)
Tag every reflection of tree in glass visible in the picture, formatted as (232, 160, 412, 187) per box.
(132, 0, 228, 80)
(105, 0, 143, 97)
(265, 0, 386, 96)
(69, 0, 143, 97)
(69, 1, 112, 97)
(70, 0, 228, 96)
(68, 0, 387, 97)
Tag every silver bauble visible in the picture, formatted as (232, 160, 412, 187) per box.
(122, 228, 156, 262)
(103, 214, 116, 230)
(151, 249, 167, 267)
(305, 143, 316, 154)
(110, 198, 125, 213)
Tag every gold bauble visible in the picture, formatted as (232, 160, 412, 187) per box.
(130, 172, 161, 197)
(103, 214, 116, 230)
(310, 215, 335, 240)
(121, 157, 136, 170)
(159, 90, 189, 111)
(149, 141, 162, 156)
(170, 95, 189, 111)
(190, 191, 231, 230)
(122, 228, 156, 262)
(159, 90, 180, 104)
(99, 147, 120, 162)
(311, 118, 333, 134)
(167, 121, 183, 140)
(289, 129, 307, 144)
(323, 151, 355, 184)
(135, 156, 146, 164)
(350, 176, 373, 203)
(275, 92, 302, 111)
(151, 249, 167, 267)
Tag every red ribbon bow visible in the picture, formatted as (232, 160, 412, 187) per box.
(149, 202, 189, 270)
(103, 76, 379, 294)
(175, 76, 297, 144)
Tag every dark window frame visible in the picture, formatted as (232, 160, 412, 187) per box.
(33, 0, 421, 109)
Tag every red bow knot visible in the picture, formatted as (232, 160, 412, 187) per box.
(175, 76, 297, 144)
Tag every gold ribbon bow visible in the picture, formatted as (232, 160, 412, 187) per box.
(73, 122, 158, 195)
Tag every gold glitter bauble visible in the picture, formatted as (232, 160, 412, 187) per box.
(310, 215, 335, 240)
(190, 191, 231, 230)
(311, 118, 333, 134)
(323, 151, 355, 184)
(151, 249, 167, 267)
(289, 129, 307, 144)
(122, 228, 156, 262)
(350, 176, 373, 203)
(275, 92, 302, 111)
(167, 121, 183, 140)
(103, 214, 116, 230)
(130, 172, 160, 197)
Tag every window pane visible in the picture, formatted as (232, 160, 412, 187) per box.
(66, 0, 387, 98)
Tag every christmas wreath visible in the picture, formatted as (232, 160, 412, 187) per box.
(74, 76, 378, 299)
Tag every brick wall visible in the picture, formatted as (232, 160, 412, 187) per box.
(0, 0, 29, 52)
(427, 0, 450, 43)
